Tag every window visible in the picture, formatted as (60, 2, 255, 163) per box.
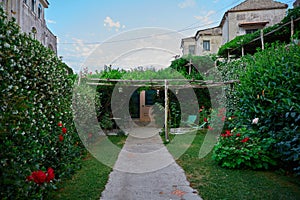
(203, 40, 210, 51)
(188, 45, 195, 55)
(31, 0, 35, 12)
(38, 4, 42, 18)
(245, 29, 258, 34)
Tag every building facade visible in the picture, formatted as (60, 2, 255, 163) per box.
(1, 0, 57, 54)
(220, 0, 287, 44)
(181, 0, 288, 56)
(194, 27, 222, 56)
(180, 36, 196, 55)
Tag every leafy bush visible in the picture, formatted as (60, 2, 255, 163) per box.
(0, 6, 84, 199)
(213, 127, 277, 169)
(214, 43, 300, 174)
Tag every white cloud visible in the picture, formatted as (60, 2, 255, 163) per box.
(104, 16, 125, 32)
(46, 19, 56, 24)
(194, 10, 216, 26)
(57, 36, 99, 72)
(178, 0, 196, 8)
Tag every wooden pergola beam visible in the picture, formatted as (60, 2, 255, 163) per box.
(85, 80, 240, 88)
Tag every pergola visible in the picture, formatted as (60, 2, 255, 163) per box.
(84, 78, 240, 141)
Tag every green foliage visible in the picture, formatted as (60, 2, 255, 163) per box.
(177, 131, 300, 200)
(235, 43, 300, 174)
(88, 56, 213, 129)
(213, 127, 276, 169)
(215, 43, 300, 174)
(47, 135, 127, 200)
(0, 7, 84, 199)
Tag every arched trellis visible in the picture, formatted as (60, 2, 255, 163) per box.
(83, 78, 240, 141)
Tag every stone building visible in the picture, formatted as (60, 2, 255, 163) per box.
(1, 0, 57, 54)
(180, 36, 196, 55)
(181, 0, 288, 56)
(194, 27, 222, 56)
(220, 0, 287, 44)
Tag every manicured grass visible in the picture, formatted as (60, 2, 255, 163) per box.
(47, 135, 127, 200)
(172, 130, 300, 200)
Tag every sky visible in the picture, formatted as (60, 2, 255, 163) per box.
(44, 0, 295, 73)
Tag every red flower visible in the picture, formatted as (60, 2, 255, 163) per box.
(241, 137, 249, 143)
(58, 122, 63, 127)
(31, 170, 47, 185)
(208, 126, 214, 130)
(45, 168, 55, 182)
(221, 130, 233, 137)
(198, 109, 203, 113)
(204, 118, 208, 122)
(59, 134, 64, 142)
(236, 133, 241, 137)
(62, 127, 67, 134)
(27, 175, 34, 182)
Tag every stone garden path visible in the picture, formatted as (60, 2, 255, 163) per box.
(100, 127, 202, 200)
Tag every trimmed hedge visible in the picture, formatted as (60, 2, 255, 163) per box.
(0, 6, 84, 199)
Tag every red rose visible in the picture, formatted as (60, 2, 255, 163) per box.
(241, 137, 249, 143)
(59, 134, 64, 142)
(27, 175, 34, 182)
(58, 122, 63, 127)
(62, 127, 67, 134)
(31, 170, 47, 185)
(45, 168, 55, 182)
(236, 133, 241, 137)
(204, 118, 208, 122)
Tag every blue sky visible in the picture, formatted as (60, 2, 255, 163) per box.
(45, 0, 294, 72)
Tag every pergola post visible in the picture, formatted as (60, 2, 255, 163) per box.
(164, 80, 169, 142)
(291, 17, 294, 40)
(260, 29, 264, 50)
(241, 46, 244, 57)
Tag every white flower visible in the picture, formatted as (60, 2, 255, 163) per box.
(4, 43, 10, 48)
(252, 118, 259, 124)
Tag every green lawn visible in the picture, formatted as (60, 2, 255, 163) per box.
(173, 130, 300, 200)
(48, 132, 300, 200)
(47, 135, 127, 200)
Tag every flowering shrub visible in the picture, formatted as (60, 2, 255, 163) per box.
(0, 6, 84, 198)
(213, 127, 276, 169)
(216, 43, 300, 174)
